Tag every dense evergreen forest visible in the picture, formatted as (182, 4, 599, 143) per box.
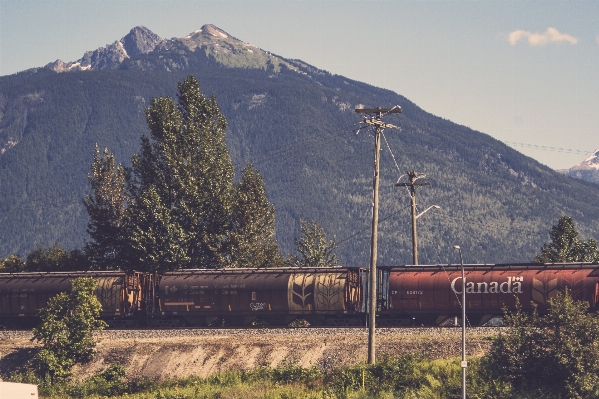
(1, 34, 599, 265)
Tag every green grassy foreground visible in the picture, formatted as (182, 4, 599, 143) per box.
(8, 356, 511, 399)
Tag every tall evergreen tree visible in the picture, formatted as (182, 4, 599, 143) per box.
(535, 215, 599, 263)
(83, 145, 130, 270)
(128, 76, 235, 271)
(229, 164, 282, 268)
(293, 220, 338, 267)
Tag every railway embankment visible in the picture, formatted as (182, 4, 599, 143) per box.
(0, 328, 501, 381)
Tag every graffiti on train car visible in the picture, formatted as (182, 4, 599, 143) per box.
(250, 303, 267, 311)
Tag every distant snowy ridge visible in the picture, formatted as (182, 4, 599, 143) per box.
(560, 148, 599, 184)
(570, 148, 599, 171)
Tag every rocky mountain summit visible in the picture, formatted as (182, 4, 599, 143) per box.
(44, 24, 296, 73)
(121, 26, 164, 56)
(46, 26, 163, 72)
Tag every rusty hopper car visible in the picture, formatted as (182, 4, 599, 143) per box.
(149, 267, 368, 327)
(378, 263, 599, 326)
(0, 271, 144, 328)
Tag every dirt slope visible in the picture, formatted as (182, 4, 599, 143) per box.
(0, 328, 499, 381)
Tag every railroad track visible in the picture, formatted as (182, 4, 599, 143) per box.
(0, 326, 506, 341)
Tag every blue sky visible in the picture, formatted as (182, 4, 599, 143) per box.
(1, 0, 597, 169)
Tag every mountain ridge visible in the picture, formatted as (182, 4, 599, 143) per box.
(1, 25, 598, 265)
(42, 25, 300, 75)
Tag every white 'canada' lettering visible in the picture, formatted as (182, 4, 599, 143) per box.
(451, 276, 523, 294)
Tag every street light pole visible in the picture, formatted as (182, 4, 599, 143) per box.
(396, 172, 429, 265)
(454, 245, 466, 399)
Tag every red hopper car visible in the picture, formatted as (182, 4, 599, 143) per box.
(378, 263, 599, 326)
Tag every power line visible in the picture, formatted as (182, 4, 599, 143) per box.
(336, 204, 411, 247)
(0, 198, 82, 218)
(246, 122, 362, 166)
(503, 141, 595, 156)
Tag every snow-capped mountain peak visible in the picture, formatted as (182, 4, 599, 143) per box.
(571, 148, 599, 171)
(560, 148, 599, 184)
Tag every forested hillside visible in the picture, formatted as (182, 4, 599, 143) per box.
(1, 26, 598, 265)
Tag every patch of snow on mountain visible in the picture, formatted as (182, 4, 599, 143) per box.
(185, 30, 202, 39)
(203, 24, 228, 38)
(584, 149, 599, 165)
(117, 41, 129, 58)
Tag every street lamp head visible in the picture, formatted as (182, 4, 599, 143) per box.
(433, 205, 441, 210)
(454, 245, 461, 250)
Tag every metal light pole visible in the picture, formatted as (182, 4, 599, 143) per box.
(413, 205, 441, 264)
(454, 245, 466, 399)
(395, 171, 430, 265)
(416, 205, 441, 220)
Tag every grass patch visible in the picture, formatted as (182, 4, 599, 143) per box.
(3, 356, 515, 399)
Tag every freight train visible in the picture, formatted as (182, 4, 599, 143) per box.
(1, 263, 598, 328)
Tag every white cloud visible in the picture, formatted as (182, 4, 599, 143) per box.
(508, 27, 578, 46)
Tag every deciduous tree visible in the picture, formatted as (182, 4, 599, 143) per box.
(128, 186, 190, 272)
(0, 254, 25, 272)
(26, 244, 89, 271)
(485, 292, 599, 398)
(127, 76, 235, 271)
(33, 277, 107, 382)
(84, 76, 283, 271)
(535, 215, 599, 263)
(293, 220, 338, 267)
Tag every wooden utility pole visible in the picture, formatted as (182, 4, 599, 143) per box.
(396, 171, 429, 265)
(355, 106, 402, 364)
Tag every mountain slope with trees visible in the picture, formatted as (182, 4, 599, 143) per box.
(1, 25, 598, 265)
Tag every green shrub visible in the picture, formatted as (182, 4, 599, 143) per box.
(484, 291, 599, 398)
(32, 277, 107, 382)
